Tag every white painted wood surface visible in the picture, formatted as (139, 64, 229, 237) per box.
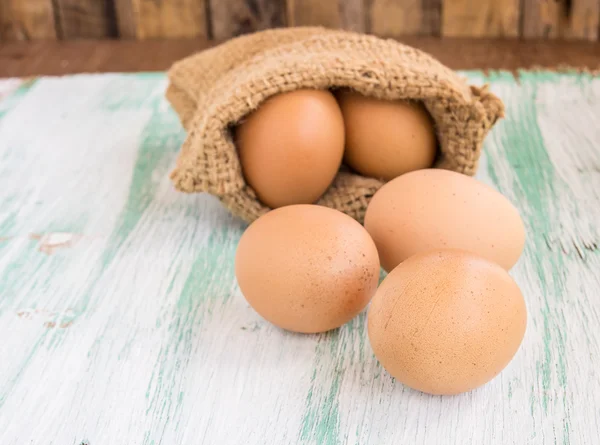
(0, 72, 598, 445)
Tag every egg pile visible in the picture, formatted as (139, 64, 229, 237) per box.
(234, 89, 527, 396)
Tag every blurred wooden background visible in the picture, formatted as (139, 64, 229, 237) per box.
(0, 0, 599, 42)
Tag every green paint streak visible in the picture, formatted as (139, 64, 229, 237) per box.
(356, 313, 366, 364)
(0, 212, 17, 238)
(0, 244, 45, 310)
(485, 71, 572, 443)
(102, 108, 183, 259)
(20, 77, 39, 89)
(176, 226, 240, 311)
(142, 221, 243, 444)
(0, 331, 49, 409)
(300, 332, 342, 445)
(45, 217, 91, 236)
(75, 87, 184, 314)
(0, 81, 38, 239)
(99, 73, 166, 112)
(0, 79, 38, 120)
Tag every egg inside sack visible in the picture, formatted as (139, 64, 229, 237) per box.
(235, 89, 345, 209)
(337, 91, 438, 181)
(367, 250, 527, 395)
(235, 205, 380, 334)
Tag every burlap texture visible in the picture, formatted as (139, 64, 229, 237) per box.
(166, 27, 504, 223)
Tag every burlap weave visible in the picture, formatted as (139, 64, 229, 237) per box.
(166, 27, 504, 223)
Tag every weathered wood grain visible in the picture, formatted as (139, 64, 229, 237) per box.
(522, 0, 600, 41)
(286, 0, 366, 32)
(442, 0, 519, 37)
(2, 39, 599, 77)
(369, 0, 440, 36)
(115, 0, 208, 39)
(210, 0, 286, 40)
(287, 0, 340, 28)
(0, 72, 599, 444)
(0, 0, 56, 40)
(339, 0, 366, 32)
(53, 0, 117, 39)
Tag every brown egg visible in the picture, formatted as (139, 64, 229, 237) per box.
(337, 91, 437, 181)
(364, 169, 525, 272)
(236, 89, 345, 208)
(235, 205, 380, 333)
(368, 250, 527, 395)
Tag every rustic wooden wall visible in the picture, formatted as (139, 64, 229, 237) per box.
(1, 0, 599, 41)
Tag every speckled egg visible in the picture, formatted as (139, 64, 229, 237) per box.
(364, 168, 526, 272)
(368, 250, 527, 395)
(235, 204, 380, 333)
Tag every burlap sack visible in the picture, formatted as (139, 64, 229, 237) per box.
(166, 27, 504, 223)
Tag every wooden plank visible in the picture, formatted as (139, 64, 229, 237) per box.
(522, 0, 600, 41)
(287, 0, 341, 28)
(442, 0, 519, 37)
(340, 0, 366, 32)
(210, 0, 286, 40)
(1, 71, 600, 444)
(53, 0, 117, 39)
(113, 0, 136, 38)
(369, 0, 440, 36)
(1, 39, 600, 78)
(0, 0, 56, 41)
(114, 0, 208, 39)
(286, 0, 366, 31)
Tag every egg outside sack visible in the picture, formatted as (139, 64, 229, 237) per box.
(235, 205, 380, 334)
(368, 250, 527, 396)
(364, 169, 526, 273)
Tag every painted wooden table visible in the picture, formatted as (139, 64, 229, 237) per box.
(0, 70, 599, 445)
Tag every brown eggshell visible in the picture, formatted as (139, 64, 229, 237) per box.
(368, 250, 527, 395)
(236, 89, 345, 209)
(337, 91, 437, 181)
(364, 168, 526, 272)
(235, 205, 380, 333)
